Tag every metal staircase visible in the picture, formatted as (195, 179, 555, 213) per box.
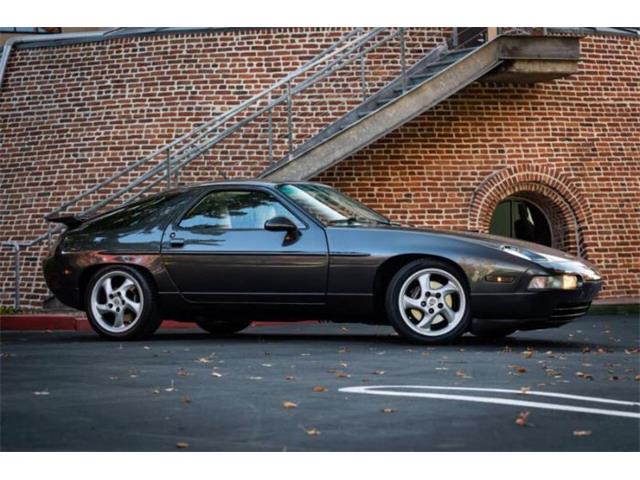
(1, 27, 582, 309)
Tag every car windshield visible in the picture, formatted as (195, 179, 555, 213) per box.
(277, 183, 391, 226)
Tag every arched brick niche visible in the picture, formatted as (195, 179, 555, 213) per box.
(469, 166, 593, 258)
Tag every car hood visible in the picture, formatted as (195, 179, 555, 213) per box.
(375, 223, 602, 280)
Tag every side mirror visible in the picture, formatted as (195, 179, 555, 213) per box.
(264, 216, 298, 232)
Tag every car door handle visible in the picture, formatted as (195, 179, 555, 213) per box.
(169, 238, 185, 248)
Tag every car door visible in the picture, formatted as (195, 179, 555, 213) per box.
(161, 186, 328, 305)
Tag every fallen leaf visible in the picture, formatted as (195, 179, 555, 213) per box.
(313, 386, 328, 393)
(456, 369, 472, 379)
(151, 389, 160, 395)
(635, 374, 640, 382)
(285, 375, 296, 381)
(576, 371, 594, 381)
(282, 401, 298, 409)
(177, 368, 190, 376)
(519, 386, 531, 394)
(382, 407, 396, 414)
(624, 347, 639, 354)
(335, 371, 351, 379)
(210, 371, 222, 378)
(545, 368, 562, 378)
(176, 442, 189, 449)
(340, 362, 349, 368)
(33, 390, 50, 396)
(196, 357, 212, 364)
(515, 411, 530, 427)
(521, 350, 534, 359)
(573, 430, 592, 437)
(180, 395, 192, 404)
(510, 365, 527, 375)
(306, 428, 320, 436)
(582, 346, 591, 353)
(372, 370, 385, 376)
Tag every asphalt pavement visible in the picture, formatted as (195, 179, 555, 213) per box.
(1, 315, 639, 451)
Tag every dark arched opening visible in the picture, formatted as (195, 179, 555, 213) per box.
(489, 197, 553, 247)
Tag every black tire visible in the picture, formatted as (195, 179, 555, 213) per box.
(470, 325, 517, 339)
(385, 259, 471, 344)
(196, 319, 252, 336)
(85, 265, 162, 340)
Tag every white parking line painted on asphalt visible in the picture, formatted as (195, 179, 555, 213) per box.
(338, 386, 640, 419)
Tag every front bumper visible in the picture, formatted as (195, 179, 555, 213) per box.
(471, 280, 602, 330)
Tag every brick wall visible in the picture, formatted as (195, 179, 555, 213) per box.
(1, 28, 638, 307)
(317, 34, 640, 300)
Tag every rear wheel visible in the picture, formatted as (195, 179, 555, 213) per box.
(386, 259, 471, 344)
(85, 266, 161, 340)
(196, 319, 252, 336)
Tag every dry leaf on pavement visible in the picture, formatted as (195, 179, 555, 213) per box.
(573, 430, 592, 437)
(510, 365, 527, 374)
(283, 401, 298, 409)
(176, 442, 189, 449)
(382, 408, 396, 414)
(306, 428, 320, 436)
(515, 411, 530, 427)
(313, 386, 328, 393)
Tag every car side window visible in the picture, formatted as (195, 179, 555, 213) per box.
(178, 190, 304, 231)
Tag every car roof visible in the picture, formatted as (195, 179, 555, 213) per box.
(188, 179, 326, 189)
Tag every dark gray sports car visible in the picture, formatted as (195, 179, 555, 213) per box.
(43, 181, 602, 343)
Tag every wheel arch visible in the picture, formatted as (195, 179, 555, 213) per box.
(372, 254, 470, 311)
(78, 263, 159, 305)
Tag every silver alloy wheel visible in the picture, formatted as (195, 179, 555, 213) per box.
(90, 270, 144, 334)
(397, 267, 466, 337)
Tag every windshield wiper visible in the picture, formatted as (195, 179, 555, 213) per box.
(328, 217, 390, 226)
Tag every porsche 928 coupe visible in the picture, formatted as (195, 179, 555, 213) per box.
(43, 181, 602, 343)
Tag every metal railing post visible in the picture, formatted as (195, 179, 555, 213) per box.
(166, 146, 172, 189)
(286, 81, 293, 160)
(360, 44, 367, 100)
(13, 243, 21, 310)
(399, 29, 407, 93)
(46, 226, 52, 252)
(267, 94, 274, 164)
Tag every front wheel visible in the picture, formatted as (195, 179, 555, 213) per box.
(85, 265, 161, 340)
(196, 319, 252, 336)
(385, 259, 471, 344)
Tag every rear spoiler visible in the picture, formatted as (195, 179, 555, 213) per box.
(45, 214, 86, 229)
